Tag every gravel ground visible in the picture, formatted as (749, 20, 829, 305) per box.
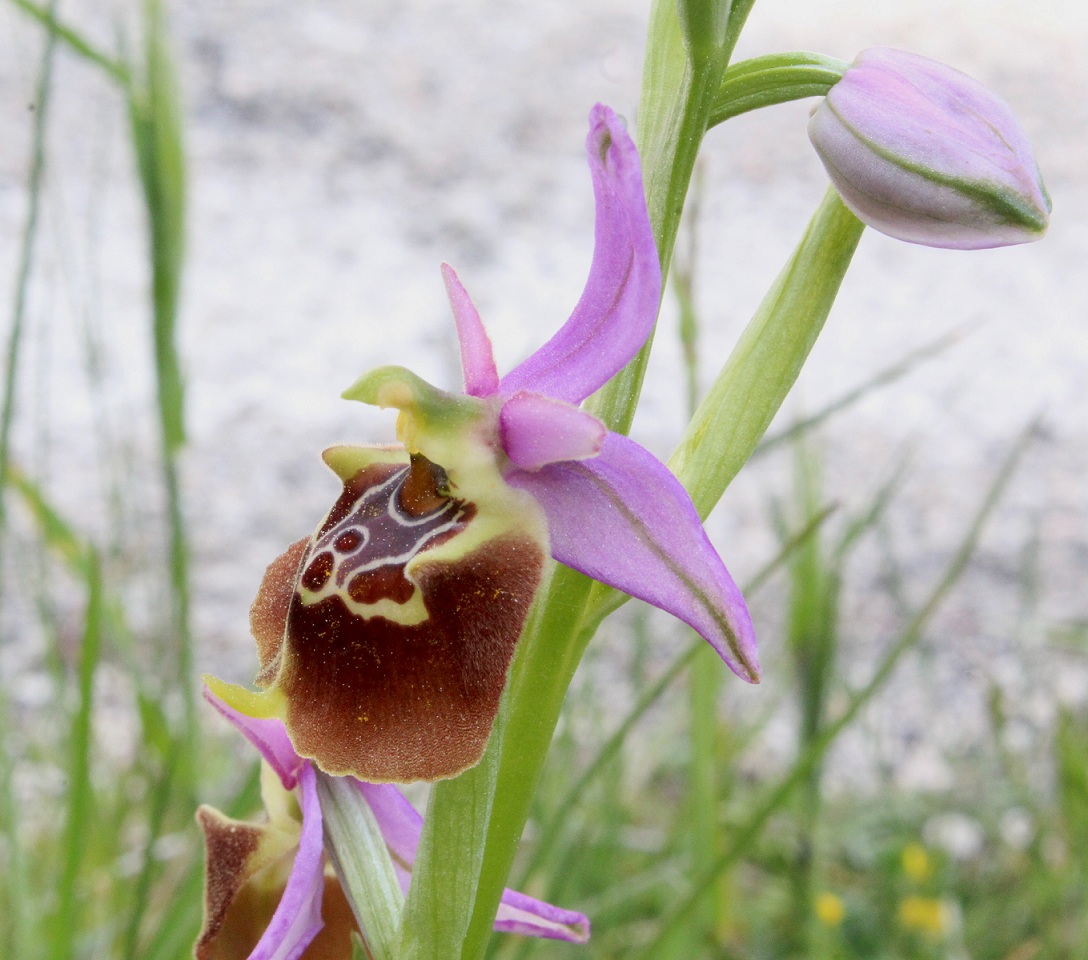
(1, 0, 1086, 790)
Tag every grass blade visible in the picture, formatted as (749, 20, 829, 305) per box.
(634, 421, 1037, 958)
(519, 505, 834, 888)
(0, 0, 59, 534)
(126, 0, 196, 776)
(0, 10, 60, 954)
(7, 0, 129, 84)
(48, 552, 104, 960)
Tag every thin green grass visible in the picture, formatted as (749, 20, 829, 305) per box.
(2, 5, 1083, 960)
(0, 8, 60, 955)
(2, 5, 200, 956)
(126, 0, 196, 787)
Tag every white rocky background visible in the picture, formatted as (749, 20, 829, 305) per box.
(1, 0, 1085, 794)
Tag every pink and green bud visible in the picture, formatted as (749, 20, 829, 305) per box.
(808, 47, 1051, 249)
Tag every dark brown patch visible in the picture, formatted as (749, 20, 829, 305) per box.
(333, 529, 363, 553)
(300, 551, 334, 592)
(398, 454, 451, 516)
(280, 533, 545, 782)
(347, 565, 415, 606)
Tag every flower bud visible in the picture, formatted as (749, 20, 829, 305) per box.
(808, 47, 1050, 249)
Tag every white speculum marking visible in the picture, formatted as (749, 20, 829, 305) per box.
(297, 466, 467, 625)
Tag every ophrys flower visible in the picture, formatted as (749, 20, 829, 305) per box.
(208, 104, 758, 784)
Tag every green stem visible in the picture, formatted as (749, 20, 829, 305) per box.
(462, 5, 759, 953)
(398, 696, 506, 960)
(460, 565, 595, 959)
(709, 52, 847, 127)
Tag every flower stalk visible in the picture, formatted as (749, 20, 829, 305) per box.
(464, 1, 754, 953)
(710, 52, 847, 126)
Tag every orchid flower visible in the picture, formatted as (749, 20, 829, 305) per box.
(196, 687, 589, 959)
(206, 103, 758, 785)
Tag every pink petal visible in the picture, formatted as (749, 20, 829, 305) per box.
(355, 781, 589, 940)
(203, 684, 305, 790)
(500, 391, 606, 470)
(251, 763, 326, 960)
(507, 432, 759, 682)
(495, 890, 590, 943)
(442, 263, 500, 397)
(355, 781, 422, 894)
(499, 104, 661, 404)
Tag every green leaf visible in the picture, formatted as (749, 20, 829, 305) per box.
(670, 187, 865, 519)
(397, 702, 505, 960)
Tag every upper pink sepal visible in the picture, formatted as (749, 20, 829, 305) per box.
(499, 104, 661, 403)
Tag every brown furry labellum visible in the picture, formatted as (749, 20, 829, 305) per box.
(247, 446, 545, 783)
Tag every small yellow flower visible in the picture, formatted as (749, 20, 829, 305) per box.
(898, 895, 950, 935)
(815, 892, 845, 927)
(901, 842, 933, 883)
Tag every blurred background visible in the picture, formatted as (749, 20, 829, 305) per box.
(1, 0, 1086, 957)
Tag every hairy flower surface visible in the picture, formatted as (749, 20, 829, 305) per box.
(197, 688, 589, 959)
(208, 104, 757, 784)
(808, 47, 1050, 249)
